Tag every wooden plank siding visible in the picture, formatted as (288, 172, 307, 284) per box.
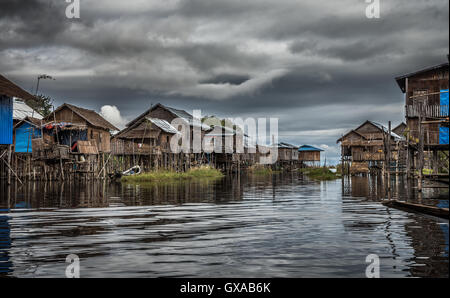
(401, 64, 449, 145)
(298, 151, 320, 162)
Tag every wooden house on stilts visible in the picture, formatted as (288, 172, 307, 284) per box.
(111, 103, 211, 172)
(30, 103, 119, 180)
(395, 59, 449, 185)
(337, 120, 405, 175)
(298, 145, 323, 167)
(0, 74, 38, 182)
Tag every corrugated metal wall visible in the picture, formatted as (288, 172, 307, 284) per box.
(0, 96, 13, 145)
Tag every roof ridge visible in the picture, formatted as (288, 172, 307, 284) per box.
(53, 102, 119, 131)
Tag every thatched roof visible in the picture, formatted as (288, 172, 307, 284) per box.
(0, 74, 37, 102)
(48, 103, 119, 131)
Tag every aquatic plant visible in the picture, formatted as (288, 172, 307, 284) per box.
(247, 165, 279, 175)
(298, 167, 339, 181)
(121, 166, 224, 182)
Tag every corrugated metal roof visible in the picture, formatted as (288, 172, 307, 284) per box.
(146, 117, 179, 134)
(204, 125, 238, 137)
(298, 145, 324, 152)
(164, 105, 211, 130)
(368, 121, 403, 140)
(125, 103, 211, 131)
(13, 99, 43, 120)
(276, 142, 298, 149)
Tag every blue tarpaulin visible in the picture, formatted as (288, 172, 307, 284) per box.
(14, 122, 41, 153)
(441, 89, 449, 116)
(439, 126, 449, 145)
(0, 97, 13, 145)
(439, 89, 449, 144)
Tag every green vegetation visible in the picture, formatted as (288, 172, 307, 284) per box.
(26, 94, 53, 117)
(121, 166, 224, 182)
(299, 167, 340, 181)
(414, 168, 434, 175)
(247, 165, 279, 176)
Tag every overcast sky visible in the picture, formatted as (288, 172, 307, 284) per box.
(1, 0, 448, 164)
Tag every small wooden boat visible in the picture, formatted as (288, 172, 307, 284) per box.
(122, 165, 141, 176)
(109, 165, 141, 180)
(382, 200, 449, 219)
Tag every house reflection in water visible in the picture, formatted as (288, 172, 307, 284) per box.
(341, 175, 386, 200)
(404, 216, 448, 277)
(342, 175, 449, 277)
(0, 210, 12, 276)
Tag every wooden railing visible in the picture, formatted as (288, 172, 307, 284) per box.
(352, 152, 384, 161)
(406, 105, 449, 118)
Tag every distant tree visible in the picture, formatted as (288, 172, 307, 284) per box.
(26, 94, 53, 117)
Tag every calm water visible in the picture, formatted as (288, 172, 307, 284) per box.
(0, 174, 448, 278)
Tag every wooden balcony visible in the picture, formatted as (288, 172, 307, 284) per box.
(352, 152, 384, 162)
(406, 105, 449, 118)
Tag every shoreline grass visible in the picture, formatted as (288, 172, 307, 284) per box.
(121, 166, 224, 182)
(247, 165, 280, 176)
(299, 167, 340, 181)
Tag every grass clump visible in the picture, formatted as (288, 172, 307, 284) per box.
(121, 166, 224, 182)
(299, 167, 339, 181)
(248, 165, 278, 176)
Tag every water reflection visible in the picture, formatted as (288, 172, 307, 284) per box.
(0, 174, 448, 278)
(342, 175, 448, 207)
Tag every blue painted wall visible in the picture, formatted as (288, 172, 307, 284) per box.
(0, 97, 13, 145)
(14, 122, 41, 153)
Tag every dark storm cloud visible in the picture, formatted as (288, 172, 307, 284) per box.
(0, 0, 72, 49)
(200, 74, 250, 85)
(0, 0, 448, 163)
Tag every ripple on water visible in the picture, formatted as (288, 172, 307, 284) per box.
(0, 174, 448, 277)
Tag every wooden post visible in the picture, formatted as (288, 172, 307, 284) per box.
(7, 144, 12, 185)
(406, 131, 410, 178)
(387, 121, 391, 191)
(432, 150, 439, 175)
(418, 104, 424, 192)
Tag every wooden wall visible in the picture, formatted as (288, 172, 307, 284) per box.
(405, 67, 449, 144)
(299, 151, 320, 161)
(46, 106, 112, 153)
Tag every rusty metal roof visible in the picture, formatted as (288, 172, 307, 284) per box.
(48, 103, 119, 131)
(0, 74, 37, 102)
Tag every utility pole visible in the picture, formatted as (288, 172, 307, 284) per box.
(35, 74, 55, 95)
